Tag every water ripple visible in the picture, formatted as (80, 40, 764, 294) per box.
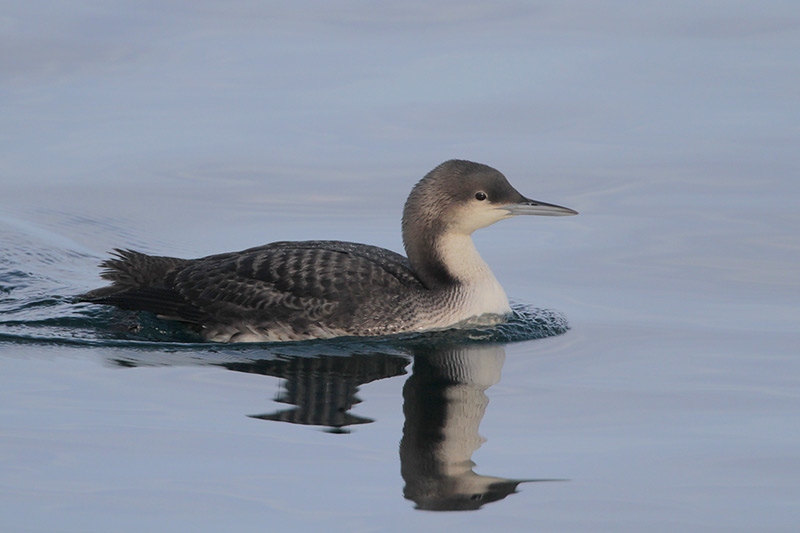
(1, 297, 567, 352)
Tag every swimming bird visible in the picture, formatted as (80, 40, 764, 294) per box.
(79, 160, 577, 342)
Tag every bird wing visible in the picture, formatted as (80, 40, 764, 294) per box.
(165, 241, 423, 324)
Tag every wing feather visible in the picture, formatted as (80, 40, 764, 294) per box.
(81, 241, 423, 334)
(167, 241, 422, 324)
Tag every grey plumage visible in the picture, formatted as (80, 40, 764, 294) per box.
(81, 242, 427, 341)
(78, 160, 577, 342)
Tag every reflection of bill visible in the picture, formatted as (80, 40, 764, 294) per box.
(401, 343, 543, 511)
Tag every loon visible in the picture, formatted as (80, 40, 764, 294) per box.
(79, 160, 577, 342)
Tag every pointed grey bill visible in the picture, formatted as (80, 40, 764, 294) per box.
(498, 198, 579, 216)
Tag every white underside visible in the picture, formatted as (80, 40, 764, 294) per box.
(412, 277, 511, 334)
(202, 234, 512, 343)
(202, 288, 512, 342)
(203, 322, 348, 343)
(201, 276, 512, 342)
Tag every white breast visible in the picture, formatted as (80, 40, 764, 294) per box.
(430, 232, 512, 326)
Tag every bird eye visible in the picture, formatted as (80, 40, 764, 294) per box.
(475, 191, 487, 201)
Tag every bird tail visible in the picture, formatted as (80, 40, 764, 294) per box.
(77, 248, 187, 300)
(76, 249, 201, 323)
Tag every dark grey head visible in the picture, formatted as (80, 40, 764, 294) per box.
(401, 160, 577, 287)
(403, 159, 576, 235)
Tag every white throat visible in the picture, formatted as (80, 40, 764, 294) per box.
(435, 233, 511, 317)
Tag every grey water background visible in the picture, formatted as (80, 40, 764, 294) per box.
(1, 1, 799, 531)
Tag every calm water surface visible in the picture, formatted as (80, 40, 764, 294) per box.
(2, 2, 799, 532)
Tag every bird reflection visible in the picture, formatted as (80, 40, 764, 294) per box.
(222, 353, 409, 433)
(401, 343, 533, 511)
(107, 338, 556, 510)
(108, 348, 410, 433)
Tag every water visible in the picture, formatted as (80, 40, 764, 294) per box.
(2, 2, 799, 531)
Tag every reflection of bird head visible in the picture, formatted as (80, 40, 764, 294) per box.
(410, 477, 526, 512)
(401, 343, 530, 511)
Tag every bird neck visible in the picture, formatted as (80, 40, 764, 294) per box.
(403, 225, 499, 291)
